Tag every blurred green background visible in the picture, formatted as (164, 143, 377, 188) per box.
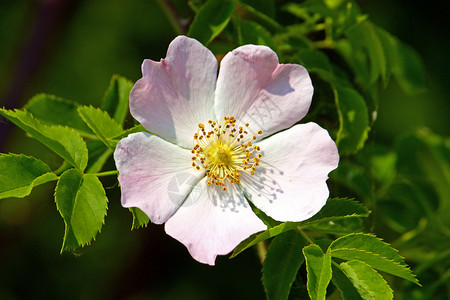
(0, 0, 448, 299)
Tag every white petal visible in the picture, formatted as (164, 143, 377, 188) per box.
(130, 36, 217, 148)
(215, 45, 313, 140)
(240, 123, 339, 222)
(165, 178, 267, 265)
(114, 132, 204, 224)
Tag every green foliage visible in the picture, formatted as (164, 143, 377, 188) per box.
(0, 108, 88, 172)
(130, 207, 150, 229)
(101, 75, 133, 126)
(78, 106, 123, 150)
(0, 154, 57, 199)
(187, 0, 234, 45)
(338, 260, 393, 300)
(303, 244, 332, 300)
(0, 1, 440, 299)
(262, 231, 308, 300)
(54, 169, 108, 252)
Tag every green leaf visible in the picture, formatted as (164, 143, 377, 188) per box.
(54, 169, 108, 252)
(305, 218, 365, 236)
(235, 0, 283, 32)
(334, 86, 370, 154)
(101, 75, 133, 126)
(78, 106, 123, 149)
(393, 40, 427, 95)
(109, 124, 148, 148)
(301, 198, 370, 228)
(25, 94, 94, 138)
(130, 207, 150, 229)
(330, 233, 419, 284)
(85, 140, 112, 174)
(262, 230, 308, 300)
(303, 244, 332, 300)
(338, 260, 393, 300)
(0, 154, 57, 199)
(0, 109, 88, 171)
(373, 26, 398, 86)
(230, 222, 299, 258)
(187, 0, 235, 45)
(235, 18, 276, 50)
(331, 264, 363, 300)
(345, 21, 386, 84)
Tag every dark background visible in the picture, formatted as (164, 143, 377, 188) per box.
(0, 0, 448, 299)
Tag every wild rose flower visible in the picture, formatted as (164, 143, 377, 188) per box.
(114, 36, 339, 265)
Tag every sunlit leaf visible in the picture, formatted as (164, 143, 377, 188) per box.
(235, 19, 276, 49)
(331, 264, 363, 300)
(262, 230, 308, 300)
(0, 109, 88, 171)
(330, 233, 420, 284)
(0, 154, 57, 199)
(54, 169, 108, 252)
(303, 244, 332, 300)
(338, 260, 393, 300)
(78, 106, 123, 149)
(187, 0, 234, 45)
(25, 94, 94, 138)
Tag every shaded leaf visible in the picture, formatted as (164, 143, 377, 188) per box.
(54, 169, 108, 251)
(339, 260, 393, 300)
(303, 244, 332, 300)
(78, 106, 123, 149)
(130, 207, 150, 229)
(85, 140, 113, 174)
(301, 198, 370, 227)
(188, 0, 234, 45)
(0, 154, 57, 199)
(334, 86, 370, 154)
(0, 109, 88, 171)
(393, 40, 427, 95)
(101, 75, 133, 126)
(235, 18, 276, 49)
(230, 222, 299, 258)
(330, 233, 419, 284)
(331, 264, 363, 300)
(262, 230, 308, 300)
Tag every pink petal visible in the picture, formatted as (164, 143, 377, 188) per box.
(129, 36, 217, 148)
(165, 178, 267, 265)
(240, 123, 339, 222)
(114, 132, 204, 224)
(215, 45, 313, 140)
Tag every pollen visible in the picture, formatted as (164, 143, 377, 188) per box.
(191, 116, 263, 191)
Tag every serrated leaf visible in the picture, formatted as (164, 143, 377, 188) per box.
(0, 154, 57, 199)
(230, 222, 299, 258)
(54, 169, 108, 252)
(303, 244, 332, 300)
(187, 0, 234, 45)
(306, 218, 365, 236)
(262, 230, 308, 300)
(301, 198, 370, 227)
(339, 260, 393, 300)
(330, 233, 419, 284)
(25, 94, 94, 138)
(331, 264, 363, 300)
(334, 86, 370, 154)
(101, 75, 133, 126)
(109, 124, 147, 148)
(0, 109, 88, 171)
(78, 106, 123, 149)
(130, 207, 150, 229)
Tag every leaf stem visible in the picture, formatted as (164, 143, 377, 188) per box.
(90, 170, 119, 177)
(256, 241, 268, 264)
(297, 226, 315, 244)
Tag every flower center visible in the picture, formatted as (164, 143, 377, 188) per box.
(191, 116, 262, 191)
